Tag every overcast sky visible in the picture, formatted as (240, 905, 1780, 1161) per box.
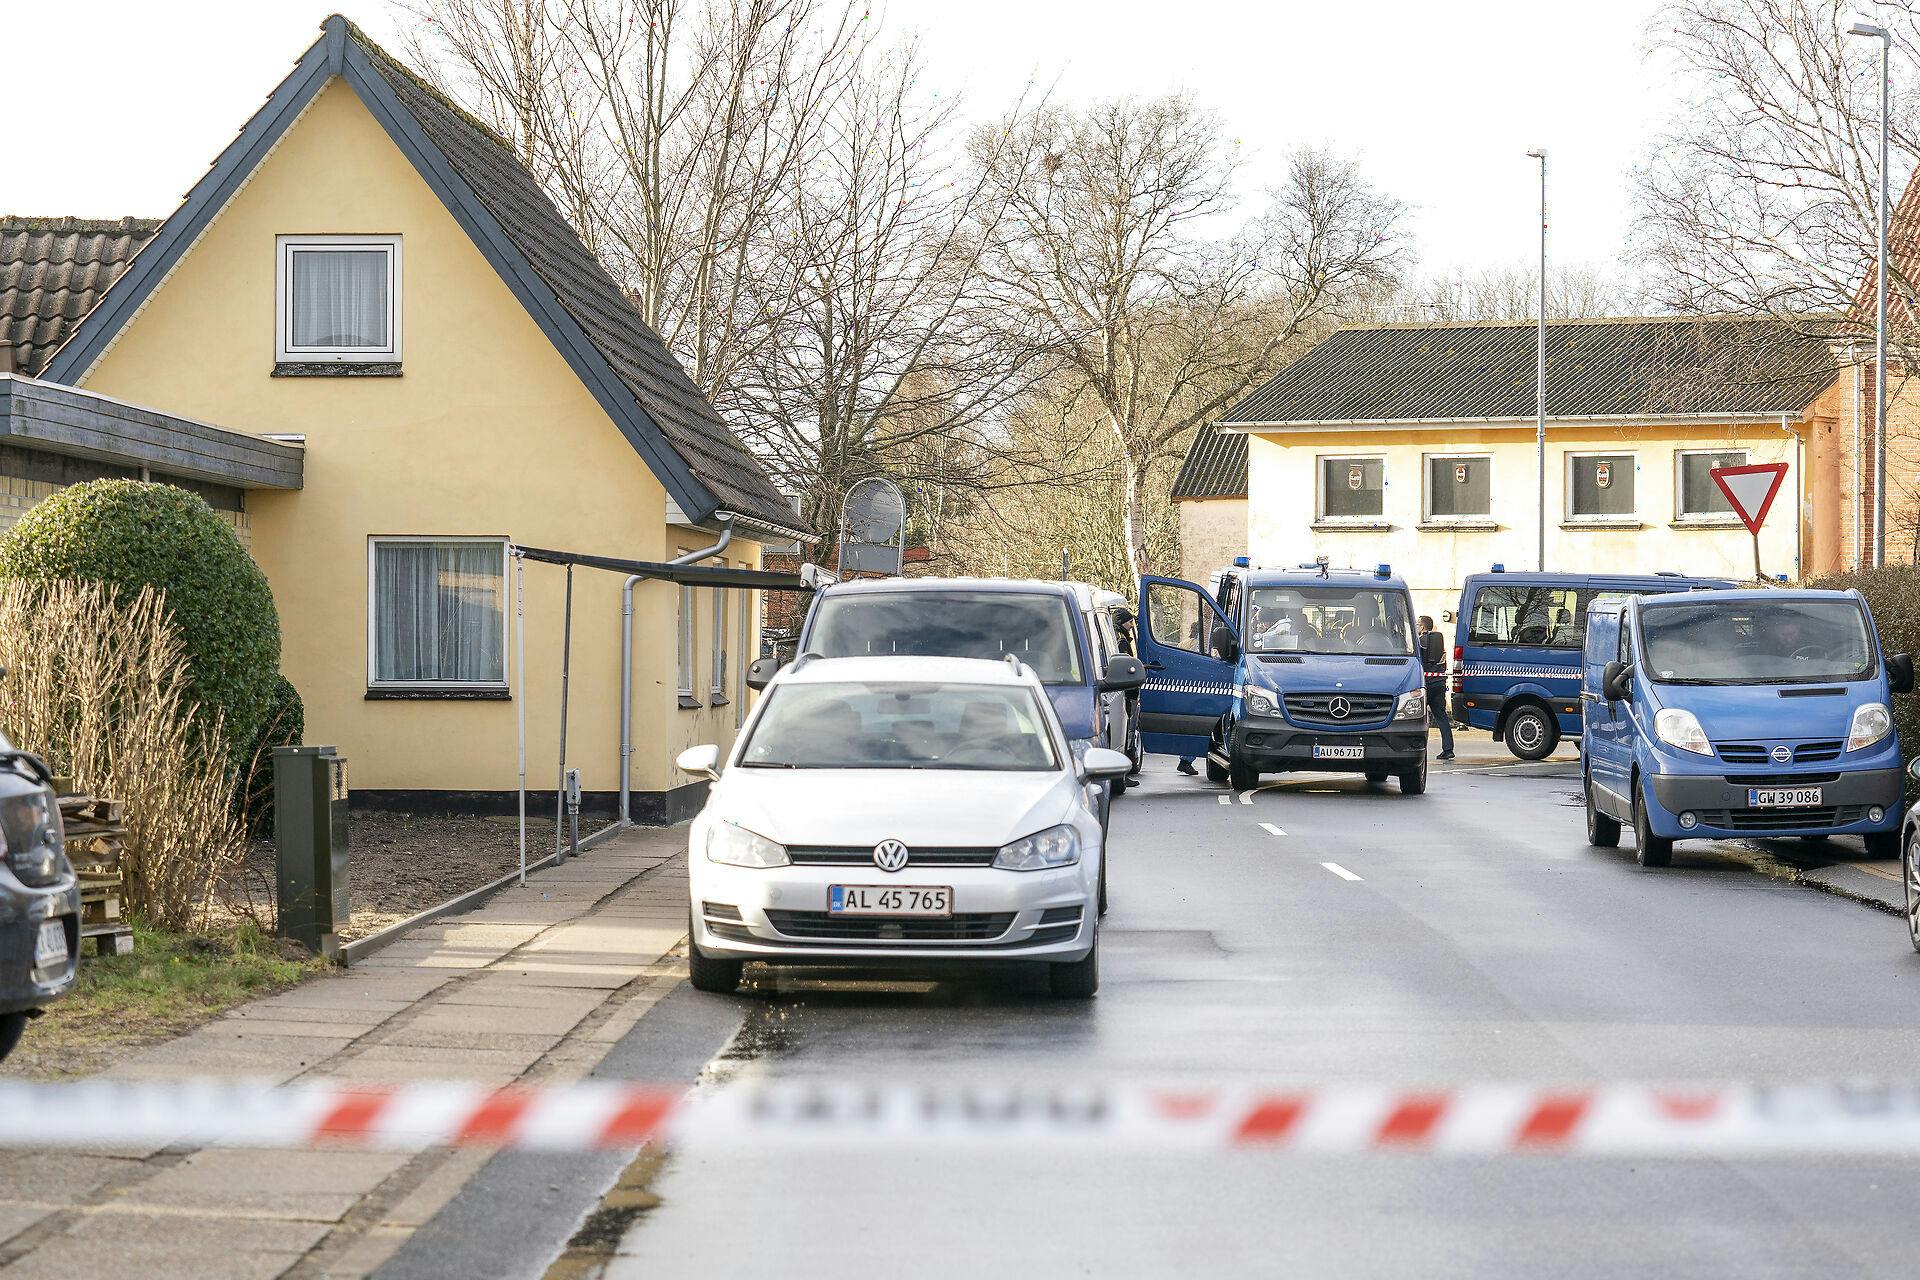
(11, 0, 1675, 279)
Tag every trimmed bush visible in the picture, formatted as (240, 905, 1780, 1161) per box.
(0, 480, 281, 761)
(1809, 565, 1920, 783)
(241, 673, 306, 833)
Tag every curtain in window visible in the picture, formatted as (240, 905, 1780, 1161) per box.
(374, 542, 504, 683)
(291, 249, 389, 348)
(677, 585, 694, 695)
(711, 589, 728, 694)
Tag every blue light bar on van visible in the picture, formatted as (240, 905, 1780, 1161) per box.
(1491, 563, 1506, 573)
(1233, 556, 1249, 568)
(1375, 564, 1391, 578)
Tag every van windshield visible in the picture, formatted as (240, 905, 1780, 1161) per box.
(1639, 599, 1876, 684)
(739, 682, 1060, 770)
(1245, 586, 1415, 656)
(807, 591, 1084, 684)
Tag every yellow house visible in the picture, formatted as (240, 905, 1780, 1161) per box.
(1198, 316, 1844, 622)
(6, 16, 810, 822)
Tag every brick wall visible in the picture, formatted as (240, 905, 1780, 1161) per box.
(0, 472, 251, 546)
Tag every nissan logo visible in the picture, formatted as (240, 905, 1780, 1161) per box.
(873, 839, 910, 872)
(1771, 745, 1791, 764)
(1328, 696, 1352, 720)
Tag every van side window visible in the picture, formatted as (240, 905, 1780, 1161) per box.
(1467, 585, 1583, 648)
(1147, 581, 1228, 658)
(1618, 614, 1633, 666)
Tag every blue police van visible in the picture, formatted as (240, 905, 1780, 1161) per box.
(1135, 562, 1430, 794)
(1581, 589, 1912, 866)
(1453, 568, 1732, 761)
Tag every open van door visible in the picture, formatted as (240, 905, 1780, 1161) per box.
(1136, 575, 1238, 759)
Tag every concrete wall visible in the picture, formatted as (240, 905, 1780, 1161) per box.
(1245, 421, 1810, 624)
(77, 77, 757, 807)
(1177, 497, 1248, 585)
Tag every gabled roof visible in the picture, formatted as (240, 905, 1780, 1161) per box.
(1170, 422, 1247, 500)
(41, 15, 806, 539)
(1, 217, 160, 375)
(1220, 315, 1840, 428)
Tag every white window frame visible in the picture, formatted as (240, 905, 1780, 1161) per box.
(677, 584, 697, 701)
(1315, 453, 1389, 523)
(710, 585, 729, 699)
(736, 588, 752, 728)
(1674, 448, 1749, 522)
(366, 536, 509, 691)
(276, 234, 403, 363)
(1422, 451, 1495, 522)
(1564, 450, 1639, 522)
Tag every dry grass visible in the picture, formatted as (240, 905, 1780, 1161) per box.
(0, 580, 248, 929)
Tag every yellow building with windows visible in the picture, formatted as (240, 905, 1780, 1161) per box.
(1178, 317, 1846, 622)
(2, 17, 808, 820)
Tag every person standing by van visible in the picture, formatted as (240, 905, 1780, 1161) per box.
(1418, 615, 1455, 760)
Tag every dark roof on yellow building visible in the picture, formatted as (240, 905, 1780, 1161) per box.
(1, 217, 160, 376)
(1170, 422, 1246, 500)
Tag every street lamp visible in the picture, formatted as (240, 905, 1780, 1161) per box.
(1526, 148, 1548, 572)
(1849, 20, 1889, 567)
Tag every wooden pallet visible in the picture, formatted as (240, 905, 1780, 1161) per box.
(59, 794, 131, 957)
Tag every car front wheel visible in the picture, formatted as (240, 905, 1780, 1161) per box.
(1049, 927, 1099, 998)
(1905, 828, 1920, 954)
(1504, 705, 1559, 761)
(1633, 782, 1673, 868)
(686, 909, 744, 994)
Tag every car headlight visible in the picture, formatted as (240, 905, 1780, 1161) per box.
(993, 823, 1080, 871)
(1392, 689, 1427, 721)
(1847, 701, 1892, 752)
(0, 789, 66, 888)
(1653, 707, 1713, 756)
(706, 822, 788, 868)
(1245, 689, 1277, 716)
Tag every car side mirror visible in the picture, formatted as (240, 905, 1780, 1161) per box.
(1099, 654, 1146, 693)
(745, 656, 783, 691)
(1081, 746, 1132, 781)
(1210, 624, 1239, 663)
(1601, 660, 1632, 703)
(1907, 756, 1920, 785)
(675, 744, 721, 782)
(1888, 652, 1914, 695)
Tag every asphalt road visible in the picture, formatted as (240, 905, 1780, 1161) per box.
(598, 752, 1920, 1278)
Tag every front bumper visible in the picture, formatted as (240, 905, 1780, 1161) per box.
(690, 862, 1095, 964)
(1647, 767, 1903, 839)
(0, 870, 80, 1016)
(1232, 719, 1426, 772)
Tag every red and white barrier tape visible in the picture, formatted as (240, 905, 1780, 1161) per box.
(5, 1080, 1920, 1155)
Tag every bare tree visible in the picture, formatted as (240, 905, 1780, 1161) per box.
(1379, 261, 1642, 323)
(973, 96, 1407, 573)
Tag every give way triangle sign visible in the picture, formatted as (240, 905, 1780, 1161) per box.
(1709, 462, 1789, 536)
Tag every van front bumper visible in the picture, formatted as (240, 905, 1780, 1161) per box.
(1231, 722, 1427, 772)
(0, 871, 80, 1016)
(1648, 768, 1903, 838)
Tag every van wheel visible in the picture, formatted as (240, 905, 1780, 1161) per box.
(1904, 829, 1920, 954)
(1866, 828, 1900, 860)
(1204, 756, 1228, 783)
(0, 1012, 26, 1063)
(1364, 771, 1389, 784)
(1585, 766, 1620, 848)
(1633, 783, 1673, 867)
(1503, 705, 1559, 760)
(1228, 754, 1260, 792)
(1049, 928, 1099, 999)
(1398, 752, 1427, 796)
(686, 910, 743, 994)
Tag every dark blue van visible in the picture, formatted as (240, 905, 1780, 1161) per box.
(1581, 589, 1912, 866)
(1135, 564, 1429, 793)
(1453, 569, 1732, 760)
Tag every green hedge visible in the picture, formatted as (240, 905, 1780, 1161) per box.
(0, 480, 282, 762)
(241, 673, 306, 832)
(1810, 565, 1920, 779)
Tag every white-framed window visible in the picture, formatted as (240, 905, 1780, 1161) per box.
(677, 584, 697, 701)
(1566, 452, 1637, 520)
(710, 586, 729, 699)
(276, 235, 402, 363)
(1424, 453, 1492, 520)
(1675, 448, 1748, 520)
(1317, 454, 1387, 521)
(367, 537, 507, 689)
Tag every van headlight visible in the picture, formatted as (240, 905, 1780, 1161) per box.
(0, 789, 66, 888)
(1392, 689, 1427, 721)
(1847, 702, 1892, 752)
(706, 823, 788, 868)
(1245, 689, 1277, 716)
(993, 824, 1079, 870)
(1653, 708, 1713, 756)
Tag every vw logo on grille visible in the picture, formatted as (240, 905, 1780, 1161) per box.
(1771, 745, 1792, 764)
(1328, 696, 1352, 720)
(872, 839, 910, 872)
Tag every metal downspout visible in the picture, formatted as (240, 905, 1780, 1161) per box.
(619, 516, 735, 824)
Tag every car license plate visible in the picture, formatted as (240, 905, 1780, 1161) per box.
(1312, 744, 1365, 760)
(1749, 786, 1822, 808)
(33, 920, 67, 970)
(829, 885, 952, 917)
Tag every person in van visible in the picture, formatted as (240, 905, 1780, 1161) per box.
(1418, 616, 1455, 760)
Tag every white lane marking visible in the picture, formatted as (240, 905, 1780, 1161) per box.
(1320, 862, 1363, 881)
(1238, 791, 1254, 805)
(1217, 794, 1231, 805)
(1259, 822, 1287, 837)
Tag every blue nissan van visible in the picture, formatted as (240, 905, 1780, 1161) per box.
(1135, 563, 1430, 793)
(1580, 589, 1913, 866)
(1453, 568, 1733, 760)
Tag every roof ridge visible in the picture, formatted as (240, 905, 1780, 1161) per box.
(0, 216, 164, 234)
(333, 15, 521, 159)
(1334, 313, 1835, 333)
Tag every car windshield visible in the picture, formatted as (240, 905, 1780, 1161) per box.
(1244, 586, 1416, 656)
(739, 681, 1061, 770)
(807, 591, 1084, 684)
(1640, 599, 1876, 684)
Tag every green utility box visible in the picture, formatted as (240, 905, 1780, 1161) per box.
(273, 745, 349, 954)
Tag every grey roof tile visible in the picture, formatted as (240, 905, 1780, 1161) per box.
(1171, 422, 1247, 500)
(1, 217, 160, 375)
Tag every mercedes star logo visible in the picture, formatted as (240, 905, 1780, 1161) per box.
(1328, 696, 1352, 720)
(872, 839, 910, 872)
(1771, 745, 1792, 764)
